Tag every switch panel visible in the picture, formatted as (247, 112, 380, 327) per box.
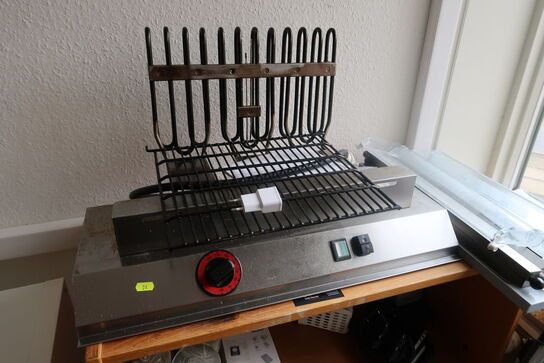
(351, 234, 374, 257)
(330, 239, 351, 261)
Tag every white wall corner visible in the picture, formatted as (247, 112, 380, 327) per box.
(405, 0, 466, 150)
(0, 217, 83, 261)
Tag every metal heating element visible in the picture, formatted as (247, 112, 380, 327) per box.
(71, 27, 459, 346)
(113, 26, 399, 257)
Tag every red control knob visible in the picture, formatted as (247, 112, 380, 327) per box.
(196, 250, 241, 296)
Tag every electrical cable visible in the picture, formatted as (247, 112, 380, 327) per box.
(129, 183, 174, 199)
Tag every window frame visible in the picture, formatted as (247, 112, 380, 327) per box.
(406, 0, 466, 150)
(408, 1, 544, 190)
(487, 2, 544, 188)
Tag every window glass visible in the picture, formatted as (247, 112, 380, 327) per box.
(519, 120, 544, 200)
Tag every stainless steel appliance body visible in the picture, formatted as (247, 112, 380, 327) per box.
(72, 189, 458, 345)
(70, 26, 459, 346)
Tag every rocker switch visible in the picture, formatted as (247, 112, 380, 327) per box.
(351, 234, 374, 257)
(330, 239, 351, 262)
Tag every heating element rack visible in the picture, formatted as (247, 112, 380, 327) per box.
(140, 27, 400, 251)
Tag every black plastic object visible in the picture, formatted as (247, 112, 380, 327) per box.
(205, 258, 234, 288)
(350, 298, 433, 363)
(293, 289, 344, 306)
(351, 234, 374, 257)
(529, 273, 544, 290)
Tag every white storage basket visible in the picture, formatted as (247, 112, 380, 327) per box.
(298, 307, 353, 334)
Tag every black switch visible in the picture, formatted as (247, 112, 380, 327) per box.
(351, 234, 374, 256)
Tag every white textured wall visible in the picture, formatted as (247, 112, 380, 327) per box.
(0, 0, 430, 229)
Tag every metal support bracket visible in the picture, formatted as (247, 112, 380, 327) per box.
(361, 166, 416, 208)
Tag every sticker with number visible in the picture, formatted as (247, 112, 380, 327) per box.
(135, 281, 155, 292)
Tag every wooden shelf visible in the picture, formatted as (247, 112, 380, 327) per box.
(86, 262, 476, 363)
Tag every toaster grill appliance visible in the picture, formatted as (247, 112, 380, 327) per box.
(70, 27, 459, 346)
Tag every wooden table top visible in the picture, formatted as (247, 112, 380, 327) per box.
(85, 261, 477, 363)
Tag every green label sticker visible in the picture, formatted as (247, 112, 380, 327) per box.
(135, 281, 155, 292)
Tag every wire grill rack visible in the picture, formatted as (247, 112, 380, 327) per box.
(149, 135, 400, 249)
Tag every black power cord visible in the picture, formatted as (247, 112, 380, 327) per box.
(128, 179, 233, 199)
(129, 183, 173, 199)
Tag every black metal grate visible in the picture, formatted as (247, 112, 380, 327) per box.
(148, 135, 400, 249)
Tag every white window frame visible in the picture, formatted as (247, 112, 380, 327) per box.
(405, 0, 466, 150)
(487, 2, 544, 187)
(408, 0, 544, 189)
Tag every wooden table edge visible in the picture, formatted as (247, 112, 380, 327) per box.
(85, 261, 477, 363)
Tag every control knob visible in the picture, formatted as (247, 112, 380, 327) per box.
(196, 250, 242, 296)
(205, 258, 234, 288)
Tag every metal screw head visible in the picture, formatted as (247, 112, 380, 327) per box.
(229, 68, 235, 74)
(264, 68, 270, 74)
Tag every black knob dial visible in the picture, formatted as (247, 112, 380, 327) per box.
(205, 257, 235, 288)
